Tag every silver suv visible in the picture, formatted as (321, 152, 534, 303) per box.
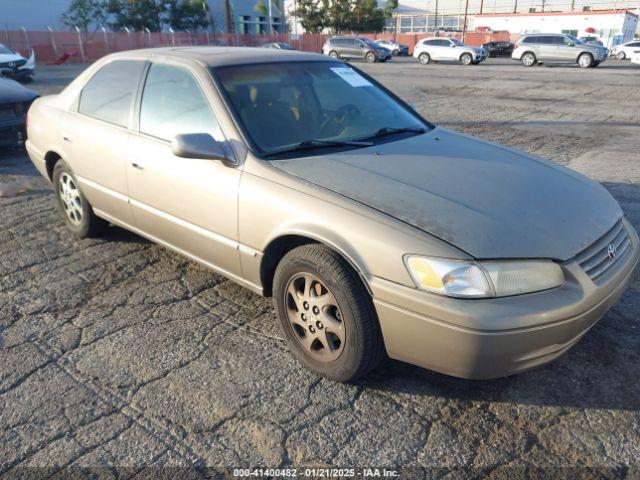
(512, 33, 607, 68)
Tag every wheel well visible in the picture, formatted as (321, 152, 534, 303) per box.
(260, 235, 318, 297)
(44, 151, 62, 180)
(578, 52, 593, 62)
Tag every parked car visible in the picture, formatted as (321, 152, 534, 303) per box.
(413, 37, 486, 65)
(0, 76, 38, 148)
(322, 36, 392, 62)
(512, 33, 608, 68)
(26, 47, 639, 381)
(482, 41, 515, 57)
(261, 42, 295, 50)
(375, 39, 409, 56)
(610, 39, 640, 60)
(0, 43, 35, 82)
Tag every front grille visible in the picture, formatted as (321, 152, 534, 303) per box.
(575, 219, 631, 283)
(0, 59, 27, 69)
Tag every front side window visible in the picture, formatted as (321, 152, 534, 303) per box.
(450, 38, 464, 46)
(139, 63, 221, 142)
(78, 60, 146, 127)
(215, 61, 428, 156)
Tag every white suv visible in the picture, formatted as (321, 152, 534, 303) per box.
(610, 39, 640, 60)
(413, 37, 486, 65)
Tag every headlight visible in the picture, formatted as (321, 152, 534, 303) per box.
(404, 256, 564, 298)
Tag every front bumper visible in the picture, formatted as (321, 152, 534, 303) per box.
(0, 67, 34, 81)
(0, 116, 27, 147)
(370, 218, 639, 379)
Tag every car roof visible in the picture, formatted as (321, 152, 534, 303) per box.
(522, 33, 564, 36)
(102, 46, 326, 68)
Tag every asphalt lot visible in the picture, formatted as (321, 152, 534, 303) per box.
(1, 57, 640, 478)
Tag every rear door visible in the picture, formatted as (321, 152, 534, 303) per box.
(60, 59, 146, 226)
(535, 36, 555, 61)
(126, 60, 242, 279)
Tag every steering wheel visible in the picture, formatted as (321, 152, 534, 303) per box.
(320, 104, 361, 137)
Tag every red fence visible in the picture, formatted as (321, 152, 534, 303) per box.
(0, 29, 513, 64)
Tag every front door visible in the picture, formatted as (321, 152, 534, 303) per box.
(127, 61, 242, 279)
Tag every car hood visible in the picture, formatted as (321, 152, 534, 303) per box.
(271, 128, 621, 260)
(0, 52, 25, 63)
(0, 77, 38, 103)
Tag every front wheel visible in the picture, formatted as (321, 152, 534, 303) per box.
(616, 51, 626, 60)
(521, 52, 536, 67)
(328, 50, 339, 59)
(53, 160, 107, 238)
(365, 51, 377, 63)
(460, 53, 473, 65)
(273, 244, 385, 382)
(418, 52, 431, 65)
(578, 53, 593, 68)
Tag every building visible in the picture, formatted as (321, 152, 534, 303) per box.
(0, 0, 285, 34)
(470, 9, 638, 46)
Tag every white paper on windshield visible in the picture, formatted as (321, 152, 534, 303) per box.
(330, 67, 372, 87)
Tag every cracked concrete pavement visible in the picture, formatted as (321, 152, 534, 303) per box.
(1, 59, 640, 478)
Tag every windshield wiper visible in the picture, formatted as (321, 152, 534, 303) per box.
(263, 138, 374, 158)
(353, 126, 428, 143)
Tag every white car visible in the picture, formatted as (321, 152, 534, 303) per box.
(610, 39, 640, 60)
(0, 43, 35, 82)
(631, 49, 640, 65)
(413, 37, 486, 66)
(375, 39, 409, 56)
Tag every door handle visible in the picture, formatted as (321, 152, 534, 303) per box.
(62, 133, 72, 142)
(130, 160, 145, 170)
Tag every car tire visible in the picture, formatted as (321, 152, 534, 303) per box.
(616, 51, 625, 60)
(578, 53, 593, 68)
(521, 52, 536, 67)
(329, 50, 339, 59)
(591, 61, 600, 68)
(273, 244, 385, 382)
(393, 49, 399, 56)
(460, 53, 473, 65)
(418, 52, 431, 65)
(52, 160, 108, 238)
(366, 51, 377, 63)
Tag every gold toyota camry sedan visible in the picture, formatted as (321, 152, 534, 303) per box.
(26, 47, 639, 381)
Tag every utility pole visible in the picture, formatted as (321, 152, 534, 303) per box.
(513, 0, 518, 13)
(462, 0, 469, 42)
(434, 0, 439, 33)
(541, 0, 545, 12)
(479, 0, 484, 14)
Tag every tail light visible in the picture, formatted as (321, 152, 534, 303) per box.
(513, 44, 519, 50)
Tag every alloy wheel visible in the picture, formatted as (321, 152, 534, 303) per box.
(58, 172, 83, 226)
(284, 272, 345, 363)
(522, 53, 535, 66)
(461, 53, 472, 65)
(578, 53, 593, 68)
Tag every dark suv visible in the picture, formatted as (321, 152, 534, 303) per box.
(322, 37, 392, 62)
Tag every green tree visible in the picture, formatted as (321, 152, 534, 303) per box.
(105, 0, 169, 31)
(351, 0, 385, 32)
(290, 0, 326, 33)
(167, 0, 210, 31)
(61, 0, 108, 31)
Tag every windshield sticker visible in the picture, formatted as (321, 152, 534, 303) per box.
(330, 67, 372, 87)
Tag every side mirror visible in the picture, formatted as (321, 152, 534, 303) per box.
(451, 44, 456, 47)
(172, 133, 235, 166)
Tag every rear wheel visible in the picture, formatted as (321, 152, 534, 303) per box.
(366, 51, 377, 63)
(329, 50, 339, 58)
(418, 52, 431, 65)
(616, 51, 626, 60)
(578, 53, 593, 68)
(273, 244, 385, 382)
(460, 53, 473, 65)
(53, 160, 107, 238)
(521, 52, 536, 67)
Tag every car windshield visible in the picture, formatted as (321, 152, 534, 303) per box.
(361, 38, 378, 46)
(450, 38, 464, 46)
(566, 35, 584, 45)
(0, 44, 14, 55)
(214, 61, 429, 157)
(278, 43, 294, 50)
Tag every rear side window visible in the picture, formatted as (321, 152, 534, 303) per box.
(78, 60, 146, 127)
(139, 63, 222, 142)
(521, 36, 536, 44)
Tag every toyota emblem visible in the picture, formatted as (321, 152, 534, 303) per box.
(607, 243, 617, 260)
